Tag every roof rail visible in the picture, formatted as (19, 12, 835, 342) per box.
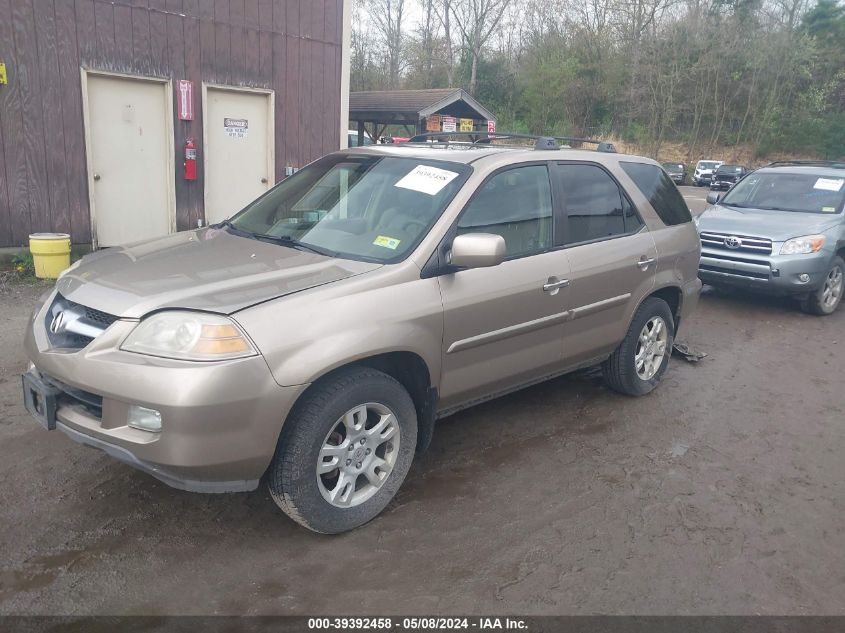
(765, 160, 845, 169)
(406, 132, 618, 153)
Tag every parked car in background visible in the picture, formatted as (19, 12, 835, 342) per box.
(662, 162, 687, 185)
(22, 135, 701, 533)
(347, 129, 375, 147)
(693, 159, 724, 186)
(697, 161, 845, 315)
(710, 164, 747, 191)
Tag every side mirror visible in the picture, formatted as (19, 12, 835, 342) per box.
(449, 233, 506, 269)
(706, 191, 721, 205)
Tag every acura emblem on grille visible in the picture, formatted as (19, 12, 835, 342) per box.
(50, 311, 66, 334)
(724, 236, 742, 249)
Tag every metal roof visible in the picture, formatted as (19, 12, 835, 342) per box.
(349, 89, 495, 124)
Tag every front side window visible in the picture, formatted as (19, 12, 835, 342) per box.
(457, 165, 554, 258)
(621, 161, 692, 226)
(556, 163, 642, 244)
(230, 155, 470, 262)
(721, 171, 845, 214)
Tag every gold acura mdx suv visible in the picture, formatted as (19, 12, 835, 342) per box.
(23, 136, 701, 533)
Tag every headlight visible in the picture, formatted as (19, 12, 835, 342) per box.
(121, 311, 256, 361)
(780, 234, 825, 255)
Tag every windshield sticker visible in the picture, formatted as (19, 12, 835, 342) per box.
(822, 206, 836, 213)
(373, 235, 401, 250)
(395, 165, 459, 196)
(814, 178, 844, 192)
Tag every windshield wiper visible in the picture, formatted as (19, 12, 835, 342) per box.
(253, 233, 337, 257)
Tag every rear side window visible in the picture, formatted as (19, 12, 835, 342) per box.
(621, 162, 692, 226)
(555, 163, 642, 245)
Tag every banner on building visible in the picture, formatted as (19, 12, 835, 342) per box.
(459, 118, 474, 132)
(487, 120, 496, 134)
(442, 116, 457, 133)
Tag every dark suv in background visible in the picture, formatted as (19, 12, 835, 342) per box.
(662, 162, 687, 185)
(710, 164, 747, 191)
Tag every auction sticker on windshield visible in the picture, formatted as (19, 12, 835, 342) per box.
(814, 178, 844, 192)
(395, 165, 459, 195)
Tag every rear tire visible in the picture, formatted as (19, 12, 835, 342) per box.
(802, 256, 844, 316)
(602, 297, 675, 396)
(267, 367, 417, 534)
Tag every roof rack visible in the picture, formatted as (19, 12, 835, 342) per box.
(406, 132, 618, 153)
(765, 160, 845, 169)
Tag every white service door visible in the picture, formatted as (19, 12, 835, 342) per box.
(204, 87, 273, 224)
(86, 75, 173, 247)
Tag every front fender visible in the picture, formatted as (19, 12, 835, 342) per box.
(233, 273, 444, 389)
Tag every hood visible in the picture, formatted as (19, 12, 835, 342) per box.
(56, 228, 381, 318)
(698, 204, 840, 241)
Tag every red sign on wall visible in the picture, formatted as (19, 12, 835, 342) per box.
(178, 80, 194, 120)
(487, 120, 496, 134)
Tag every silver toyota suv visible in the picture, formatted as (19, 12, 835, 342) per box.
(22, 135, 702, 533)
(697, 161, 845, 315)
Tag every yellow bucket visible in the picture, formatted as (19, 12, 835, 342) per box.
(29, 233, 71, 279)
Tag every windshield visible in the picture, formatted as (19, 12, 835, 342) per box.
(717, 165, 742, 173)
(698, 161, 720, 170)
(720, 172, 845, 214)
(663, 163, 684, 172)
(228, 155, 470, 262)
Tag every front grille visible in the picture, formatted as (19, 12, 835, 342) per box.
(42, 373, 103, 419)
(84, 306, 118, 326)
(44, 294, 119, 350)
(700, 231, 773, 254)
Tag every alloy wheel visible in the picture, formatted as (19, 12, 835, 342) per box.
(316, 403, 400, 508)
(822, 265, 843, 310)
(635, 316, 668, 380)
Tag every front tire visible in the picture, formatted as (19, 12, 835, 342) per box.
(268, 367, 417, 534)
(602, 297, 675, 396)
(803, 256, 844, 316)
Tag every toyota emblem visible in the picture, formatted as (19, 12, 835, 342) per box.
(724, 236, 742, 249)
(50, 311, 66, 334)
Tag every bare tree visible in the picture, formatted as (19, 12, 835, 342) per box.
(366, 0, 407, 89)
(450, 0, 514, 95)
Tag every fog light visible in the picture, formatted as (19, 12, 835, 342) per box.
(798, 273, 810, 283)
(128, 405, 162, 432)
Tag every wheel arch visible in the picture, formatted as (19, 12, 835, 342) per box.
(278, 351, 438, 458)
(632, 284, 683, 333)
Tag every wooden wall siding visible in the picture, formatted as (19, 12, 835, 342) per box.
(0, 0, 344, 248)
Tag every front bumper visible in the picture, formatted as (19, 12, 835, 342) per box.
(694, 174, 713, 184)
(23, 298, 307, 493)
(698, 248, 831, 295)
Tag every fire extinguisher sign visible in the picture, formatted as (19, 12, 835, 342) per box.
(177, 80, 194, 121)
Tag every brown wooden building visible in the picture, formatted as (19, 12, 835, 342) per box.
(0, 0, 351, 249)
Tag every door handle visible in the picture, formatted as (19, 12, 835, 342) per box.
(637, 257, 656, 270)
(543, 278, 570, 292)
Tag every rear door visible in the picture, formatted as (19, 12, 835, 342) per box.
(438, 163, 571, 410)
(552, 162, 657, 367)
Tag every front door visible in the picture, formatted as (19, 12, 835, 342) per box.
(552, 162, 657, 367)
(438, 164, 571, 410)
(84, 73, 174, 247)
(204, 86, 274, 224)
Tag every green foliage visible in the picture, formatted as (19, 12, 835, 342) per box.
(12, 250, 34, 276)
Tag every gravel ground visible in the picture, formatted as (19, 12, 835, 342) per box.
(1, 189, 843, 615)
